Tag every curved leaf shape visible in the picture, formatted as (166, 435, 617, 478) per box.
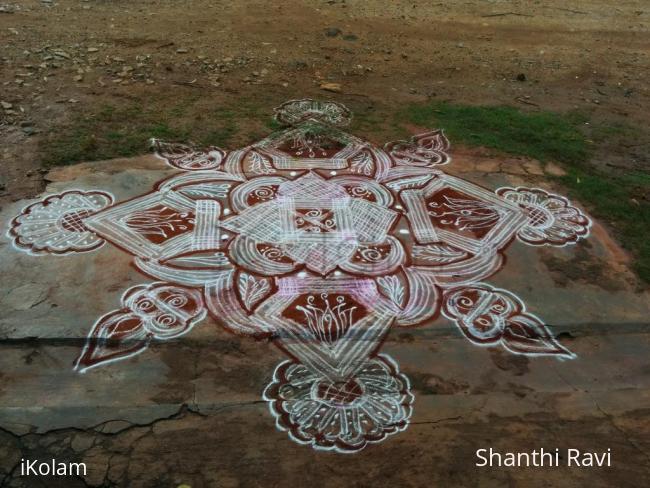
(503, 314, 575, 358)
(74, 312, 149, 372)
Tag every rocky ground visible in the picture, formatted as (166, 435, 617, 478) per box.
(0, 1, 649, 487)
(1, 0, 648, 200)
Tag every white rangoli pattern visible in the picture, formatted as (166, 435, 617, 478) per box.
(6, 99, 592, 453)
(9, 190, 113, 254)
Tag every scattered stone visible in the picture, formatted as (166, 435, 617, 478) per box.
(342, 33, 358, 41)
(74, 74, 83, 82)
(545, 162, 567, 177)
(288, 60, 308, 70)
(1, 101, 12, 109)
(522, 160, 544, 176)
(516, 73, 526, 81)
(87, 47, 99, 52)
(320, 82, 342, 93)
(475, 159, 500, 173)
(502, 159, 528, 175)
(324, 27, 342, 37)
(70, 433, 94, 453)
(176, 48, 189, 54)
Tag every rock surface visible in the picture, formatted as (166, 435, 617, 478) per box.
(0, 153, 648, 486)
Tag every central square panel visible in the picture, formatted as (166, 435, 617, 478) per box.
(278, 196, 357, 245)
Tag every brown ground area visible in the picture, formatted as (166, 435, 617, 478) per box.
(1, 0, 649, 202)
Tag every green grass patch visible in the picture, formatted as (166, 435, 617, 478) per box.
(42, 101, 239, 167)
(559, 169, 650, 284)
(402, 102, 649, 284)
(403, 103, 590, 164)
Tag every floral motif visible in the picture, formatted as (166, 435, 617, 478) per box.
(9, 190, 113, 254)
(428, 196, 502, 231)
(263, 355, 412, 453)
(497, 187, 591, 246)
(385, 130, 450, 167)
(274, 99, 352, 127)
(152, 139, 225, 170)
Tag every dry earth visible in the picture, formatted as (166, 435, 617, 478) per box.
(1, 0, 649, 200)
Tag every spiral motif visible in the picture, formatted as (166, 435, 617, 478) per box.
(348, 186, 372, 198)
(133, 298, 156, 313)
(455, 295, 474, 309)
(260, 246, 286, 261)
(253, 186, 276, 200)
(358, 247, 383, 263)
(155, 313, 177, 328)
(164, 294, 189, 307)
(491, 303, 506, 313)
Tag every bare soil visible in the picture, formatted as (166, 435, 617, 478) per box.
(1, 0, 648, 202)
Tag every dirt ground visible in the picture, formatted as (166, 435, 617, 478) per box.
(1, 0, 649, 201)
(0, 1, 649, 487)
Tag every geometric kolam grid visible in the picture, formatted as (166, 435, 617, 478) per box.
(8, 99, 592, 453)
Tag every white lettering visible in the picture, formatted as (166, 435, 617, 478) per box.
(476, 449, 488, 467)
(515, 452, 530, 467)
(25, 459, 38, 476)
(37, 461, 50, 476)
(475, 448, 610, 468)
(69, 462, 87, 476)
(20, 459, 87, 477)
(567, 449, 581, 466)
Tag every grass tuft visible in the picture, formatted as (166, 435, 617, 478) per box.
(403, 103, 590, 164)
(42, 102, 238, 167)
